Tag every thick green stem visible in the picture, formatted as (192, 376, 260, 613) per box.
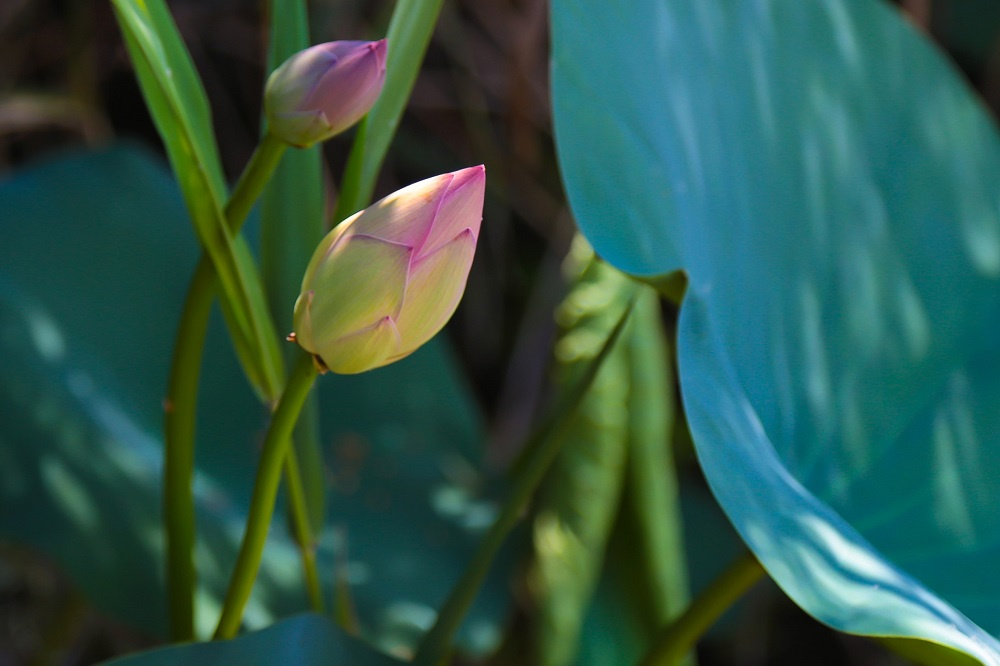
(230, 131, 324, 615)
(413, 292, 638, 666)
(225, 132, 287, 227)
(164, 130, 312, 641)
(640, 550, 765, 665)
(164, 259, 215, 641)
(214, 353, 318, 639)
(282, 445, 324, 612)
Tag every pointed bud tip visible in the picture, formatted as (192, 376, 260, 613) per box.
(448, 164, 486, 192)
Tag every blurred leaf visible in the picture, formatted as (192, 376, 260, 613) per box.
(334, 0, 446, 223)
(526, 241, 691, 666)
(576, 574, 650, 666)
(104, 614, 402, 665)
(0, 144, 510, 654)
(554, 0, 1000, 662)
(0, 144, 303, 638)
(620, 289, 690, 638)
(110, 0, 283, 399)
(527, 243, 632, 666)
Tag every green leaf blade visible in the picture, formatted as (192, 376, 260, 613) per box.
(111, 0, 283, 399)
(334, 0, 446, 223)
(527, 247, 634, 666)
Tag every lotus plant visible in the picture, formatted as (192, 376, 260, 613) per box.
(291, 166, 486, 374)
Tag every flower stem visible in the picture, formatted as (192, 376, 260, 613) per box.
(413, 291, 638, 666)
(164, 130, 322, 641)
(639, 550, 764, 665)
(282, 443, 324, 612)
(164, 258, 215, 641)
(214, 352, 318, 639)
(225, 132, 287, 226)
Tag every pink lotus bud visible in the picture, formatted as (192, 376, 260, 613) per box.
(292, 166, 486, 374)
(264, 39, 387, 148)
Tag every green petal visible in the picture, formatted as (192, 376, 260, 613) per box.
(291, 290, 317, 354)
(319, 316, 402, 374)
(268, 110, 332, 148)
(306, 236, 410, 344)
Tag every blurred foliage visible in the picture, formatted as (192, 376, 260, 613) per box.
(2, 0, 1000, 664)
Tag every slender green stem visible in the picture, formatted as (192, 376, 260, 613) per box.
(282, 444, 324, 613)
(214, 353, 318, 639)
(640, 550, 765, 666)
(227, 130, 325, 614)
(164, 258, 215, 641)
(163, 130, 301, 640)
(413, 292, 638, 666)
(225, 132, 287, 227)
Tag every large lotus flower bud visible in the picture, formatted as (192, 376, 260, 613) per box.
(292, 166, 485, 374)
(265, 39, 387, 148)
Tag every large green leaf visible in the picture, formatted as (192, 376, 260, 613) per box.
(553, 0, 1000, 662)
(0, 144, 301, 638)
(104, 614, 402, 665)
(0, 144, 509, 655)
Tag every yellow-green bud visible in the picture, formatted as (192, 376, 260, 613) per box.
(292, 166, 486, 374)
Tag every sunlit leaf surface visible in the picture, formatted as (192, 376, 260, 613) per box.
(553, 0, 1000, 662)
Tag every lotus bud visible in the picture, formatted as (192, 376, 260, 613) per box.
(264, 39, 387, 148)
(291, 166, 486, 374)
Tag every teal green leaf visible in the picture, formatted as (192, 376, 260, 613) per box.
(553, 0, 1000, 662)
(104, 614, 402, 665)
(0, 144, 304, 638)
(0, 144, 509, 654)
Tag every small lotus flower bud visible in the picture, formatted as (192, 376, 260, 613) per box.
(292, 166, 486, 374)
(265, 39, 387, 148)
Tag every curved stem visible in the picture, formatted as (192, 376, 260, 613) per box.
(225, 132, 287, 226)
(640, 550, 765, 666)
(163, 130, 299, 641)
(214, 352, 318, 639)
(164, 258, 215, 641)
(282, 444, 324, 612)
(413, 293, 638, 666)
